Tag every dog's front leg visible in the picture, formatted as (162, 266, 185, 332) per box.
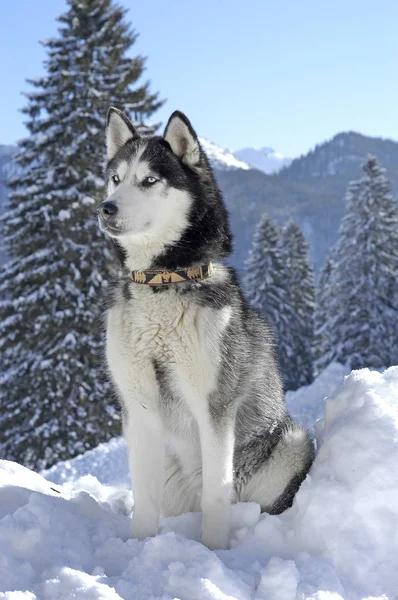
(198, 410, 235, 550)
(124, 401, 164, 540)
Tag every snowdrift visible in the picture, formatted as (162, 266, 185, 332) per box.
(1, 365, 398, 599)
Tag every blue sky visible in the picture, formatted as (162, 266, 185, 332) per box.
(0, 0, 397, 157)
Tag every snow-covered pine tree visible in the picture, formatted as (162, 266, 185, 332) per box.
(244, 214, 298, 390)
(279, 220, 315, 389)
(313, 255, 335, 375)
(315, 155, 398, 372)
(0, 0, 163, 470)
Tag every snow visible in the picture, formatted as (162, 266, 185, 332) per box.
(44, 436, 129, 487)
(285, 362, 351, 432)
(0, 146, 19, 183)
(199, 138, 251, 171)
(234, 147, 292, 174)
(1, 365, 398, 599)
(198, 139, 293, 174)
(57, 209, 71, 221)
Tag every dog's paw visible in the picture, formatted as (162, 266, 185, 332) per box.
(132, 515, 159, 540)
(201, 505, 230, 550)
(201, 515, 229, 550)
(201, 527, 229, 550)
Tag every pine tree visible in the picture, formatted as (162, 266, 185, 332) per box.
(244, 214, 298, 390)
(0, 0, 163, 469)
(313, 255, 335, 374)
(315, 155, 398, 372)
(279, 220, 315, 389)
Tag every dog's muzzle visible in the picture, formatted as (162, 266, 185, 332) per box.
(97, 201, 122, 235)
(99, 201, 118, 220)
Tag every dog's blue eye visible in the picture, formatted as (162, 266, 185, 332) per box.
(112, 174, 120, 185)
(144, 176, 158, 185)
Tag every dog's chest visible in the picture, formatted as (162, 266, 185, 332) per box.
(119, 293, 201, 364)
(107, 288, 231, 400)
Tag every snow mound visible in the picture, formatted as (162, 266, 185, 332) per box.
(44, 436, 129, 487)
(286, 361, 351, 432)
(1, 366, 398, 599)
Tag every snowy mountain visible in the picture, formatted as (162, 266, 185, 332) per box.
(198, 138, 250, 171)
(198, 138, 291, 174)
(234, 146, 292, 174)
(2, 363, 398, 598)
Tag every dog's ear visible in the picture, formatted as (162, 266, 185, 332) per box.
(106, 107, 139, 160)
(164, 111, 201, 166)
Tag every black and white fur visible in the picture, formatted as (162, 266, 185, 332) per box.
(98, 108, 314, 550)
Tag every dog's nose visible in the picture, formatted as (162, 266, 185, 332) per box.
(100, 201, 118, 218)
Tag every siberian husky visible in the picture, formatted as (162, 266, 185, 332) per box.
(98, 108, 314, 550)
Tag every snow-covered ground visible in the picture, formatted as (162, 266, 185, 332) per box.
(1, 364, 398, 599)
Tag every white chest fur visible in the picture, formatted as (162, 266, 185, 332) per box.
(106, 285, 231, 414)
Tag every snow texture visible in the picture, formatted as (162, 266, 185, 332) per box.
(285, 362, 351, 432)
(1, 365, 398, 599)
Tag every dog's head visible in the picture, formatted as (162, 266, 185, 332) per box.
(98, 108, 232, 271)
